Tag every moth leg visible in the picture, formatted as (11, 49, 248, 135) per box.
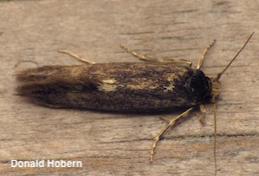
(14, 60, 39, 69)
(161, 58, 192, 67)
(120, 45, 155, 62)
(198, 104, 207, 126)
(150, 107, 194, 162)
(199, 113, 206, 126)
(120, 45, 192, 66)
(196, 40, 216, 69)
(58, 50, 95, 64)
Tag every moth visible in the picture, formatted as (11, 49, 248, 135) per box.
(16, 33, 254, 174)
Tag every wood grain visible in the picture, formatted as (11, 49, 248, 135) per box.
(0, 0, 259, 175)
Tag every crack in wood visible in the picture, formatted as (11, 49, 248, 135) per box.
(99, 132, 258, 144)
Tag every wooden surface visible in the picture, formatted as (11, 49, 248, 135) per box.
(1, 0, 259, 175)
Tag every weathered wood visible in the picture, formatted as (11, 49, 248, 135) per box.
(0, 0, 259, 175)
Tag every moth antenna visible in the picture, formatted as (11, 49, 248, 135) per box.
(213, 103, 218, 176)
(215, 32, 254, 81)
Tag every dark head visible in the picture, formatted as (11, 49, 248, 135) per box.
(184, 32, 254, 105)
(185, 70, 213, 104)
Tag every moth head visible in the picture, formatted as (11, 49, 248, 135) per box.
(185, 70, 212, 104)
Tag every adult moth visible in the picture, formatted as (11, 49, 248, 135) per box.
(16, 33, 254, 174)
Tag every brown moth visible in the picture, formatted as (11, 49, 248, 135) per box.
(16, 63, 212, 112)
(16, 33, 254, 175)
